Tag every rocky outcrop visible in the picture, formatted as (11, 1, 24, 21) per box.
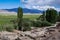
(0, 28, 52, 40)
(0, 31, 18, 40)
(0, 28, 47, 40)
(0, 22, 60, 40)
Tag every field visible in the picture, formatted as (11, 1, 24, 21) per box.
(0, 14, 40, 24)
(23, 15, 40, 20)
(0, 14, 41, 31)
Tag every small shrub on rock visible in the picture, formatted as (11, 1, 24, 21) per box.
(6, 26, 14, 32)
(32, 20, 52, 27)
(22, 19, 32, 31)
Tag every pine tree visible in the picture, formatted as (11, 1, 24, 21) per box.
(17, 7, 23, 30)
(46, 8, 57, 23)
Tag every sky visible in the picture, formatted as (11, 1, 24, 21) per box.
(0, 0, 60, 11)
(0, 0, 20, 9)
(21, 0, 60, 11)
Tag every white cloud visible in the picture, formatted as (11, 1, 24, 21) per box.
(22, 0, 54, 5)
(32, 6, 56, 10)
(22, 0, 60, 11)
(56, 8, 60, 11)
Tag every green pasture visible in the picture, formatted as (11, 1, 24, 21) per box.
(0, 15, 40, 24)
(0, 14, 40, 24)
(0, 14, 41, 31)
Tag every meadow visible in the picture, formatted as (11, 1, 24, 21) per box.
(0, 14, 40, 31)
(0, 14, 40, 24)
(0, 15, 40, 24)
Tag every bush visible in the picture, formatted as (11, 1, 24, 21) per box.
(32, 20, 52, 27)
(32, 20, 41, 27)
(41, 21, 52, 27)
(0, 24, 14, 32)
(11, 18, 32, 31)
(23, 22, 31, 31)
(22, 19, 32, 31)
(3, 24, 14, 32)
(6, 26, 14, 32)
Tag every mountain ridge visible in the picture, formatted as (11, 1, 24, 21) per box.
(2, 8, 43, 13)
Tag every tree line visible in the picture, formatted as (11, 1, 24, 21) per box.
(17, 7, 60, 31)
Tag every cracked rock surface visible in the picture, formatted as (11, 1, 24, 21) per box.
(0, 22, 60, 40)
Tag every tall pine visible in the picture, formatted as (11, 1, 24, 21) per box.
(46, 8, 57, 23)
(17, 7, 23, 30)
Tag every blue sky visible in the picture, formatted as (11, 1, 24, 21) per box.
(21, 0, 60, 11)
(0, 0, 20, 9)
(0, 0, 60, 11)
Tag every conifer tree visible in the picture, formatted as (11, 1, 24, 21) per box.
(46, 8, 57, 23)
(17, 7, 23, 30)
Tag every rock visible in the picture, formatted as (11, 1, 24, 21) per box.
(0, 23, 60, 40)
(56, 22, 60, 28)
(18, 36, 33, 40)
(23, 31, 37, 39)
(0, 31, 18, 40)
(15, 37, 21, 40)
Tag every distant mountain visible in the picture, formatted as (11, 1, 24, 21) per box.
(23, 8, 43, 13)
(4, 8, 18, 12)
(3, 8, 43, 13)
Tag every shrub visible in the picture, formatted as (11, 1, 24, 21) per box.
(32, 20, 42, 27)
(0, 24, 14, 32)
(22, 19, 32, 31)
(41, 21, 52, 27)
(6, 26, 14, 32)
(32, 20, 52, 27)
(23, 22, 31, 31)
(11, 18, 32, 31)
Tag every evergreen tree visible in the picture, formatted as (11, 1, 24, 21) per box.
(46, 8, 57, 23)
(17, 7, 23, 30)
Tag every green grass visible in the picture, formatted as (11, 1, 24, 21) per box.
(0, 15, 17, 24)
(0, 15, 40, 26)
(0, 15, 40, 24)
(23, 15, 40, 20)
(0, 14, 40, 31)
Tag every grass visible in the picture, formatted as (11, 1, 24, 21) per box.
(23, 15, 40, 20)
(0, 15, 16, 24)
(0, 14, 40, 24)
(0, 14, 40, 31)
